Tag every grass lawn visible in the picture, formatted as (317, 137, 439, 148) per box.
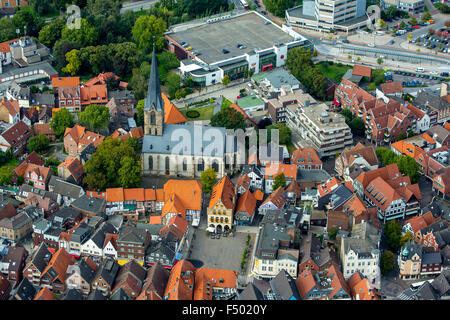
(221, 97, 232, 109)
(316, 61, 352, 82)
(181, 105, 215, 121)
(0, 158, 19, 184)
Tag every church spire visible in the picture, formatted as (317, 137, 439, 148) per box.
(144, 46, 164, 112)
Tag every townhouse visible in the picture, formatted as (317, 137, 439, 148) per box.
(40, 248, 76, 293)
(63, 124, 105, 157)
(117, 225, 151, 265)
(57, 157, 84, 185)
(0, 98, 20, 124)
(291, 147, 322, 170)
(0, 120, 32, 157)
(22, 163, 52, 190)
(264, 163, 297, 193)
(353, 164, 422, 222)
(52, 77, 81, 112)
(335, 142, 378, 181)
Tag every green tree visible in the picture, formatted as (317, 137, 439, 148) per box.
(87, 0, 121, 17)
(61, 18, 99, 47)
(272, 173, 287, 191)
(407, 129, 415, 138)
(0, 168, 12, 186)
(50, 108, 74, 137)
(136, 99, 145, 127)
(12, 7, 43, 37)
(166, 72, 181, 98)
(384, 220, 403, 251)
(267, 123, 292, 145)
(421, 12, 432, 22)
(129, 68, 148, 101)
(16, 175, 24, 186)
(83, 137, 141, 190)
(0, 17, 16, 42)
(263, 0, 296, 17)
(27, 134, 50, 153)
(377, 57, 384, 65)
(368, 82, 377, 91)
(397, 132, 405, 141)
(409, 17, 418, 26)
(78, 104, 110, 131)
(399, 21, 406, 29)
(350, 118, 365, 136)
(126, 137, 141, 154)
(210, 106, 246, 130)
(200, 168, 217, 194)
(222, 75, 231, 86)
(62, 49, 81, 76)
(380, 250, 395, 275)
(328, 227, 339, 240)
(132, 15, 167, 52)
(38, 18, 65, 48)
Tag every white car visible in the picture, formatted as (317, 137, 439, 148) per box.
(368, 43, 375, 47)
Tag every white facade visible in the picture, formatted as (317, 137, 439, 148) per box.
(252, 255, 298, 279)
(80, 238, 103, 258)
(103, 240, 118, 259)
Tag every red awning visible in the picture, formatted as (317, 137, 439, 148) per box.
(333, 99, 341, 106)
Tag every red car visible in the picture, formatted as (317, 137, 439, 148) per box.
(413, 25, 420, 29)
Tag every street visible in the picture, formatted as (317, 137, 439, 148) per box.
(120, 0, 158, 14)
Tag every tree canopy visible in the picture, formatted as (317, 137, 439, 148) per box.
(27, 134, 50, 154)
(272, 173, 287, 191)
(132, 15, 167, 52)
(78, 104, 110, 131)
(380, 250, 395, 275)
(50, 108, 75, 137)
(384, 220, 411, 251)
(83, 137, 142, 190)
(210, 106, 246, 130)
(263, 0, 296, 17)
(201, 167, 217, 194)
(376, 147, 421, 183)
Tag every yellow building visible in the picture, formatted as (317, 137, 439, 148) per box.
(207, 176, 236, 234)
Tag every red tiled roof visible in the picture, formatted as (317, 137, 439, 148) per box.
(209, 176, 236, 209)
(0, 97, 20, 116)
(1, 121, 31, 145)
(106, 188, 124, 202)
(235, 189, 257, 217)
(80, 84, 108, 105)
(34, 287, 57, 300)
(193, 268, 237, 300)
(265, 163, 297, 180)
(0, 39, 19, 53)
(352, 65, 372, 78)
(261, 186, 286, 209)
(291, 147, 322, 166)
(164, 259, 196, 300)
(33, 123, 54, 136)
(381, 82, 403, 94)
(52, 77, 80, 88)
(123, 188, 145, 202)
(318, 177, 341, 197)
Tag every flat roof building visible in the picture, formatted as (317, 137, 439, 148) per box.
(165, 11, 313, 87)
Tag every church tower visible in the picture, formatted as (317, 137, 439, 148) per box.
(144, 47, 164, 136)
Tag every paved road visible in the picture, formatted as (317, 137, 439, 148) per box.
(120, 0, 158, 14)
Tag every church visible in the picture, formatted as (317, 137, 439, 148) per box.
(141, 49, 238, 178)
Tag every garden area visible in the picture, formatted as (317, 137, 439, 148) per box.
(180, 105, 215, 121)
(316, 61, 353, 83)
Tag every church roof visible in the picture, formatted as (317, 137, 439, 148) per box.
(144, 48, 164, 113)
(142, 124, 234, 156)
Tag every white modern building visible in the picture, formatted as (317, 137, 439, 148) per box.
(166, 11, 313, 87)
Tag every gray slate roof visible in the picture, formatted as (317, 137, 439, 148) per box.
(71, 195, 105, 215)
(14, 278, 37, 300)
(61, 288, 83, 300)
(238, 283, 264, 300)
(95, 258, 119, 287)
(142, 124, 233, 157)
(144, 47, 164, 113)
(87, 289, 107, 300)
(270, 269, 300, 300)
(27, 242, 51, 274)
(109, 287, 130, 300)
(422, 252, 442, 265)
(48, 176, 84, 199)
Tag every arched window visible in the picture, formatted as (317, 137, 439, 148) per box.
(165, 156, 170, 171)
(150, 112, 156, 125)
(197, 158, 204, 172)
(148, 156, 153, 170)
(212, 160, 219, 173)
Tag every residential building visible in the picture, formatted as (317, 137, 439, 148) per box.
(258, 187, 288, 215)
(353, 164, 422, 222)
(80, 222, 117, 262)
(0, 1, 28, 8)
(102, 233, 119, 260)
(234, 189, 257, 226)
(264, 163, 297, 193)
(241, 164, 264, 191)
(398, 239, 423, 280)
(117, 225, 151, 265)
(136, 262, 169, 300)
(433, 167, 450, 199)
(65, 257, 97, 296)
(335, 143, 378, 181)
(0, 211, 33, 242)
(0, 246, 28, 284)
(13, 277, 37, 300)
(33, 123, 55, 142)
(193, 267, 238, 300)
(340, 222, 381, 286)
(291, 147, 322, 170)
(57, 157, 84, 185)
(0, 120, 32, 156)
(402, 211, 441, 237)
(52, 77, 81, 112)
(413, 85, 450, 126)
(207, 176, 236, 234)
(34, 287, 57, 300)
(91, 258, 120, 297)
(269, 269, 300, 300)
(252, 222, 298, 280)
(23, 243, 52, 286)
(298, 231, 337, 274)
(40, 248, 76, 293)
(80, 84, 108, 106)
(111, 259, 147, 299)
(164, 259, 196, 300)
(288, 102, 353, 157)
(236, 173, 251, 195)
(0, 273, 10, 300)
(23, 163, 52, 190)
(379, 82, 403, 97)
(0, 97, 20, 124)
(63, 124, 105, 157)
(347, 271, 381, 300)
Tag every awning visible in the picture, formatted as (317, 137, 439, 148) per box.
(206, 227, 215, 233)
(333, 99, 341, 106)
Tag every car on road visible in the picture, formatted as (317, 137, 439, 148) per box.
(222, 49, 230, 54)
(390, 40, 395, 44)
(441, 72, 449, 77)
(368, 43, 375, 47)
(342, 39, 349, 43)
(413, 25, 420, 29)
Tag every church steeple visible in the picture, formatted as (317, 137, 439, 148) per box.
(144, 47, 164, 113)
(143, 46, 164, 136)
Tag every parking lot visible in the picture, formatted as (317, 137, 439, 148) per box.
(390, 70, 446, 87)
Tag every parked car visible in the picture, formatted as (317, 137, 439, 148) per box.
(342, 39, 349, 43)
(222, 49, 230, 54)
